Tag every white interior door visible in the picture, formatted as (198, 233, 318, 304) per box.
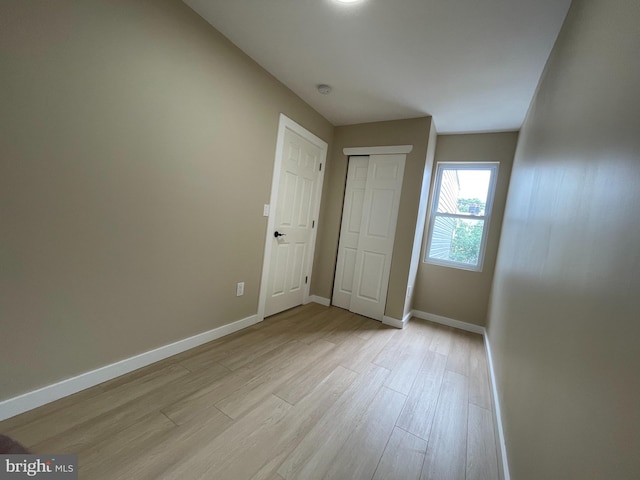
(333, 154, 405, 321)
(263, 122, 325, 317)
(333, 156, 369, 309)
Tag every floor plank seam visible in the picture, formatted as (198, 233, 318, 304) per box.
(177, 361, 195, 373)
(393, 424, 426, 441)
(369, 424, 395, 480)
(160, 410, 179, 427)
(272, 392, 295, 407)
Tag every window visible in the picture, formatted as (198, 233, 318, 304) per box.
(424, 162, 498, 271)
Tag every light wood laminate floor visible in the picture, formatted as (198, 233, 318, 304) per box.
(0, 304, 500, 480)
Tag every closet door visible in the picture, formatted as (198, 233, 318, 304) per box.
(333, 156, 369, 309)
(332, 154, 405, 321)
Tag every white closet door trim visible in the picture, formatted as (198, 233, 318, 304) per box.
(343, 145, 413, 156)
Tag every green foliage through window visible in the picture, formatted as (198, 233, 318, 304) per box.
(457, 197, 485, 215)
(449, 218, 483, 264)
(442, 198, 485, 264)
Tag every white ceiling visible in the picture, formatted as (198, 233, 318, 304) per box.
(183, 0, 571, 133)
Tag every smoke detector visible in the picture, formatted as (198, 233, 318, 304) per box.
(317, 84, 332, 95)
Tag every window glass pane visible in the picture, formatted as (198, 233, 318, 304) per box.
(436, 168, 492, 216)
(429, 217, 484, 266)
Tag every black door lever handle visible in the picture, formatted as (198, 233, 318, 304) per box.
(274, 231, 286, 238)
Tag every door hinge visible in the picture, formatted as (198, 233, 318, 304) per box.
(312, 220, 315, 228)
(319, 163, 322, 172)
(305, 276, 308, 284)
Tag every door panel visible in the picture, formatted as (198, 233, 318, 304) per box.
(367, 189, 395, 237)
(332, 157, 369, 309)
(357, 251, 385, 301)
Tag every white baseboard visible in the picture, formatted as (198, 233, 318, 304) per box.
(382, 315, 405, 328)
(0, 314, 261, 422)
(382, 313, 409, 329)
(307, 295, 330, 307)
(484, 334, 511, 480)
(411, 310, 485, 335)
(382, 315, 403, 328)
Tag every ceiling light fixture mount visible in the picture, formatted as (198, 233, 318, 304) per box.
(317, 84, 332, 95)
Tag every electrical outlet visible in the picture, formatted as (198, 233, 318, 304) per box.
(236, 282, 244, 296)
(263, 204, 270, 217)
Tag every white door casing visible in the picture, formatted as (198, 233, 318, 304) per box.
(333, 154, 406, 321)
(259, 115, 327, 319)
(332, 156, 369, 309)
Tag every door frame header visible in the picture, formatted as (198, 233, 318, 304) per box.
(343, 145, 413, 156)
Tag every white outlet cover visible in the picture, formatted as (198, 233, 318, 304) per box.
(263, 204, 270, 217)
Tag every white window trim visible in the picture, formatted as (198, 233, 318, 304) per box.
(424, 162, 499, 272)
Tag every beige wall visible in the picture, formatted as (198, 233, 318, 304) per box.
(311, 117, 432, 320)
(0, 0, 333, 401)
(487, 0, 640, 478)
(404, 122, 437, 319)
(413, 132, 518, 326)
